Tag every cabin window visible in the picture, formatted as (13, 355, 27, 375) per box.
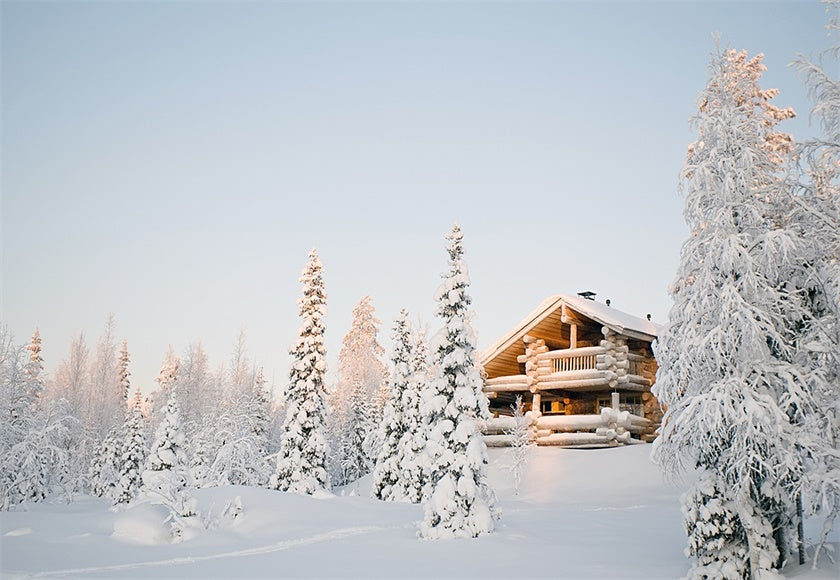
(540, 400, 565, 415)
(596, 397, 611, 412)
(620, 395, 644, 417)
(597, 394, 644, 417)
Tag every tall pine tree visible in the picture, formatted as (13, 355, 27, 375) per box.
(371, 309, 413, 500)
(114, 387, 147, 505)
(419, 223, 496, 539)
(271, 249, 330, 495)
(395, 325, 432, 504)
(118, 340, 131, 402)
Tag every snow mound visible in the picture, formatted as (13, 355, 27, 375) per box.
(112, 502, 184, 545)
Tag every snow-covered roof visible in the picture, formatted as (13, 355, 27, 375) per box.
(480, 294, 661, 367)
(556, 294, 661, 340)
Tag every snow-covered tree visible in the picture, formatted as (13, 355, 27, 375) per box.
(371, 309, 413, 500)
(23, 328, 44, 405)
(150, 345, 180, 428)
(200, 333, 272, 488)
(118, 340, 131, 402)
(329, 296, 387, 485)
(342, 380, 374, 485)
(229, 328, 252, 398)
(7, 328, 45, 428)
(506, 395, 533, 496)
(50, 332, 89, 424)
(114, 388, 147, 504)
(270, 249, 331, 495)
(251, 367, 272, 449)
(789, 6, 840, 567)
(177, 341, 219, 487)
(652, 47, 813, 577)
(419, 223, 496, 540)
(0, 400, 76, 510)
(88, 315, 122, 440)
(394, 325, 433, 504)
(205, 411, 271, 487)
(140, 388, 195, 538)
(89, 426, 122, 499)
(682, 470, 750, 579)
(156, 345, 179, 393)
(1, 330, 77, 509)
(178, 341, 214, 431)
(92, 336, 134, 499)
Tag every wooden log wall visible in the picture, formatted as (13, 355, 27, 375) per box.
(599, 327, 627, 390)
(641, 391, 663, 441)
(480, 407, 655, 447)
(520, 335, 548, 410)
(483, 374, 533, 394)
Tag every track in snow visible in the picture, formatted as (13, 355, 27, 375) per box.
(13, 525, 392, 578)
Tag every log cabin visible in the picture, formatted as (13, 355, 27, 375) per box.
(479, 293, 663, 448)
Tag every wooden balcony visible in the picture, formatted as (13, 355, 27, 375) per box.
(537, 346, 614, 391)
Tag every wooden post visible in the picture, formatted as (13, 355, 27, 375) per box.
(532, 392, 541, 415)
(570, 323, 578, 349)
(611, 391, 620, 410)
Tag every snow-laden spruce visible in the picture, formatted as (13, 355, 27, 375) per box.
(395, 325, 432, 503)
(23, 328, 45, 405)
(90, 426, 122, 500)
(790, 11, 840, 568)
(682, 470, 750, 579)
(118, 340, 130, 402)
(271, 249, 331, 495)
(140, 388, 196, 534)
(250, 367, 272, 453)
(652, 48, 815, 578)
(419, 223, 496, 540)
(114, 388, 147, 504)
(371, 309, 413, 501)
(151, 345, 180, 423)
(372, 316, 432, 503)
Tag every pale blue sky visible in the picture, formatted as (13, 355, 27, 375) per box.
(1, 1, 831, 394)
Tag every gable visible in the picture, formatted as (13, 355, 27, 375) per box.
(480, 295, 660, 379)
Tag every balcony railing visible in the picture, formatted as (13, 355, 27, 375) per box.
(553, 354, 597, 373)
(547, 346, 605, 373)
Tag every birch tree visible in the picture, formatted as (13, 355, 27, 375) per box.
(652, 47, 813, 578)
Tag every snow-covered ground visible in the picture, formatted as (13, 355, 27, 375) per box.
(2, 445, 837, 579)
